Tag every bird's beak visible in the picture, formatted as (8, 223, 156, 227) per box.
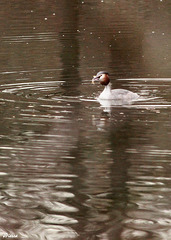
(92, 75, 98, 84)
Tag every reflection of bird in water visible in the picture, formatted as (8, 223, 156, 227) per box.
(92, 71, 139, 102)
(92, 111, 111, 130)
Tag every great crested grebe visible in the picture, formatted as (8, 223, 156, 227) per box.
(92, 71, 139, 101)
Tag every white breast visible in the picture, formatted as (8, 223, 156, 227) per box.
(98, 84, 139, 101)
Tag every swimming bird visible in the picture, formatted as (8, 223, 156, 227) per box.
(92, 71, 139, 101)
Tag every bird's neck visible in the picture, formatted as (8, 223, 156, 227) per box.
(99, 83, 112, 99)
(104, 83, 112, 92)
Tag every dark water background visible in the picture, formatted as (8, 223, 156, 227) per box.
(0, 0, 171, 239)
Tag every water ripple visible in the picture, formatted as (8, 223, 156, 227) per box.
(43, 201, 78, 213)
(1, 80, 64, 94)
(20, 224, 78, 240)
(41, 214, 78, 225)
(2, 33, 59, 43)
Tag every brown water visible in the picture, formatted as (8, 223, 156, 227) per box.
(0, 0, 171, 239)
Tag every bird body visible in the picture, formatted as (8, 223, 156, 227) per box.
(92, 71, 139, 101)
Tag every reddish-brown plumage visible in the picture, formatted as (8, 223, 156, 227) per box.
(100, 74, 110, 86)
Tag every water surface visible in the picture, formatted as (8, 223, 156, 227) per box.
(0, 0, 171, 239)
